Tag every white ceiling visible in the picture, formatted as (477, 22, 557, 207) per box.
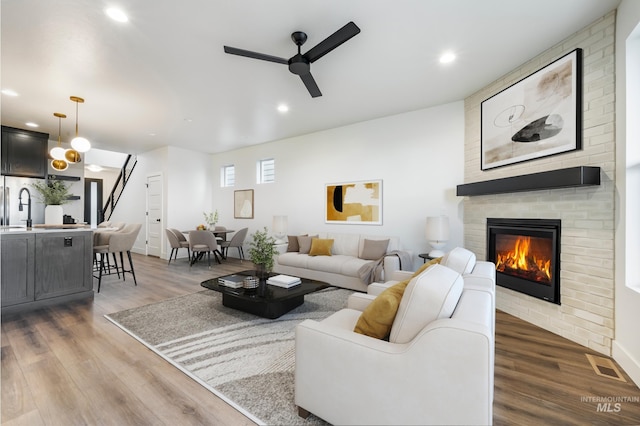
(1, 0, 620, 155)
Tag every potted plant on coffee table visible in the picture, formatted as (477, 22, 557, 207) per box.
(31, 179, 71, 225)
(248, 226, 278, 281)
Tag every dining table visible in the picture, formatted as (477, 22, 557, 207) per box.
(182, 228, 236, 264)
(183, 228, 235, 240)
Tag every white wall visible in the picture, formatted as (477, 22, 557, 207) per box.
(109, 147, 167, 254)
(109, 145, 214, 258)
(211, 101, 465, 270)
(165, 145, 214, 256)
(614, 0, 640, 386)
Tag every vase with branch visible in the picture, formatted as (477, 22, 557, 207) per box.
(203, 210, 219, 230)
(31, 179, 71, 225)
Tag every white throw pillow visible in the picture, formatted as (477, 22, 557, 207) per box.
(389, 264, 464, 344)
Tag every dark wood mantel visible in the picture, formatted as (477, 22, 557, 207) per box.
(456, 166, 601, 196)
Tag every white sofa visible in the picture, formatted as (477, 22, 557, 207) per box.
(273, 232, 406, 292)
(295, 262, 495, 425)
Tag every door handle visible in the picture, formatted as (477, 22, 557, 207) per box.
(156, 218, 161, 222)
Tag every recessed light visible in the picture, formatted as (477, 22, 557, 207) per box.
(1, 89, 18, 97)
(106, 7, 128, 23)
(277, 104, 289, 113)
(439, 51, 456, 64)
(86, 164, 104, 172)
(25, 122, 39, 128)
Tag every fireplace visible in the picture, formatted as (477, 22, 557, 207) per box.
(487, 218, 561, 304)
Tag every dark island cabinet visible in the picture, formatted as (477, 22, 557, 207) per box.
(0, 233, 35, 307)
(1, 126, 49, 178)
(1, 230, 94, 312)
(34, 232, 93, 299)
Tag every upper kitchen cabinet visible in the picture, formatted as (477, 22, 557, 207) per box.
(1, 126, 49, 178)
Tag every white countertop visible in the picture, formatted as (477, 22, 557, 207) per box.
(0, 225, 93, 234)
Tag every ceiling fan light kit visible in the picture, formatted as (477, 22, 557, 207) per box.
(223, 21, 360, 98)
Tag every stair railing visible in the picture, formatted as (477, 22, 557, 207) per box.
(102, 154, 137, 221)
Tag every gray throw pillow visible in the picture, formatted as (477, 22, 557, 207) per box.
(287, 235, 303, 252)
(360, 238, 390, 260)
(298, 235, 318, 254)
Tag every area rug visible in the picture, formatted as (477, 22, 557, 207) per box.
(105, 287, 352, 425)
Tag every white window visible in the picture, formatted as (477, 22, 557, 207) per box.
(221, 165, 235, 187)
(257, 158, 275, 184)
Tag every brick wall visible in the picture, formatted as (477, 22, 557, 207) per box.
(463, 11, 616, 355)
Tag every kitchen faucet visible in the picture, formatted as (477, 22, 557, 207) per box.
(18, 187, 32, 229)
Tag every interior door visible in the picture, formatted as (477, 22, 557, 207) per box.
(146, 174, 162, 257)
(84, 178, 103, 226)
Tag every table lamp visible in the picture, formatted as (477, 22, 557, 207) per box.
(272, 215, 288, 244)
(426, 215, 450, 257)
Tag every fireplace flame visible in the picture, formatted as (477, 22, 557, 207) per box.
(496, 236, 551, 283)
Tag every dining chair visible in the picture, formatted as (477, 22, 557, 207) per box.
(166, 228, 190, 264)
(213, 225, 227, 242)
(220, 227, 248, 260)
(188, 230, 223, 268)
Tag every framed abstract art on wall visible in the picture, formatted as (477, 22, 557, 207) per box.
(325, 180, 382, 225)
(481, 48, 582, 170)
(234, 189, 254, 219)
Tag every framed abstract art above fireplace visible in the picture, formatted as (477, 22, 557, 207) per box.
(325, 180, 382, 225)
(481, 48, 582, 170)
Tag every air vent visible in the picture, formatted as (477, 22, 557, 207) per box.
(585, 354, 626, 382)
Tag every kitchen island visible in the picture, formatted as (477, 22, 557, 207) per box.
(1, 226, 94, 313)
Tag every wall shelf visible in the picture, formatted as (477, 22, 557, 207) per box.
(456, 166, 601, 196)
(48, 174, 81, 181)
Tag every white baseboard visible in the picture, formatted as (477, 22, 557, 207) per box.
(612, 340, 640, 387)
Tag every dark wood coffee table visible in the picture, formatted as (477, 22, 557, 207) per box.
(200, 270, 330, 319)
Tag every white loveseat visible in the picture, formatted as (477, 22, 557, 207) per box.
(295, 262, 495, 425)
(273, 233, 406, 292)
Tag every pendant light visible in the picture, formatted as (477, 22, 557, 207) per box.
(50, 112, 66, 161)
(51, 112, 68, 171)
(70, 96, 91, 152)
(65, 147, 82, 163)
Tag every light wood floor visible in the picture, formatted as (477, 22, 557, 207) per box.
(2, 253, 640, 425)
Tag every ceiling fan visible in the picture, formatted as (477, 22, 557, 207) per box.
(223, 21, 361, 98)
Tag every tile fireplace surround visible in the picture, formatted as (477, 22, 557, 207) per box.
(461, 12, 616, 355)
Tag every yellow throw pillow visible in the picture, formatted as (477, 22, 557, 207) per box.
(309, 238, 334, 256)
(353, 256, 442, 340)
(413, 256, 443, 276)
(354, 280, 410, 339)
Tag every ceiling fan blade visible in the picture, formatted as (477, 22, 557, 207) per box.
(300, 73, 322, 98)
(223, 46, 288, 64)
(303, 21, 361, 63)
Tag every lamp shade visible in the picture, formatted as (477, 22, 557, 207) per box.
(71, 136, 91, 153)
(65, 148, 82, 163)
(272, 215, 288, 244)
(426, 216, 450, 257)
(426, 216, 450, 241)
(51, 159, 68, 171)
(50, 146, 67, 160)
